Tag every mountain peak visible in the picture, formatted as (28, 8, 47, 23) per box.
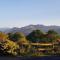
(0, 24, 60, 35)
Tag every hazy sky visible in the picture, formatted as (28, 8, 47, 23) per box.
(0, 0, 60, 27)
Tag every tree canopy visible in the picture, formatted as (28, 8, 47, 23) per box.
(26, 30, 44, 42)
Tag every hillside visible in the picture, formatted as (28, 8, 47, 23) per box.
(0, 24, 60, 35)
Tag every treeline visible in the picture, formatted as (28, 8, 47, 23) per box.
(0, 29, 60, 56)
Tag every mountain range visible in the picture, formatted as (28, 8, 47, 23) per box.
(0, 24, 60, 35)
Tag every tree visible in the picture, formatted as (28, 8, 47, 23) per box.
(8, 32, 26, 42)
(0, 39, 19, 56)
(0, 32, 8, 42)
(47, 29, 58, 35)
(26, 30, 44, 43)
(46, 29, 58, 42)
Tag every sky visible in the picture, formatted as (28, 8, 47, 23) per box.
(0, 0, 60, 28)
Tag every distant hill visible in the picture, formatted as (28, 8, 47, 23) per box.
(0, 28, 10, 32)
(0, 24, 60, 35)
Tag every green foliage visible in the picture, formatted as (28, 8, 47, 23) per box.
(8, 32, 25, 42)
(46, 30, 59, 42)
(26, 29, 59, 43)
(47, 29, 58, 34)
(0, 29, 60, 56)
(26, 30, 44, 42)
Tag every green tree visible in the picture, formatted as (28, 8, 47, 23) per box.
(46, 29, 58, 42)
(26, 30, 44, 43)
(8, 32, 26, 42)
(47, 29, 57, 35)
